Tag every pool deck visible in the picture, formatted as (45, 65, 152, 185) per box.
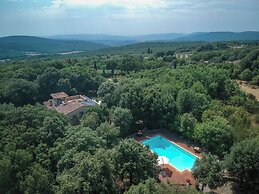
(134, 130, 202, 186)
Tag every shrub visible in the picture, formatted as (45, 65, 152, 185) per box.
(255, 114, 259, 124)
(239, 69, 253, 81)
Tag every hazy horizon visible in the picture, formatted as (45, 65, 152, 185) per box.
(1, 0, 259, 37)
(2, 31, 259, 38)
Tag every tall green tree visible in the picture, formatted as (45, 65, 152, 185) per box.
(126, 178, 199, 194)
(97, 81, 116, 107)
(114, 139, 159, 190)
(81, 112, 100, 129)
(20, 163, 53, 194)
(180, 113, 196, 138)
(0, 157, 13, 194)
(239, 69, 253, 81)
(36, 67, 61, 100)
(62, 126, 105, 154)
(224, 138, 259, 193)
(194, 117, 233, 156)
(110, 107, 133, 136)
(106, 59, 118, 76)
(192, 154, 224, 191)
(96, 122, 120, 148)
(4, 78, 39, 106)
(176, 89, 210, 120)
(56, 150, 116, 194)
(40, 116, 67, 146)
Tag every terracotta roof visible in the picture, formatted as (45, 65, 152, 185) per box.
(46, 92, 98, 115)
(54, 101, 86, 115)
(51, 92, 68, 99)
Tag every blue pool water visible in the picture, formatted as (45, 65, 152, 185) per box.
(142, 135, 198, 171)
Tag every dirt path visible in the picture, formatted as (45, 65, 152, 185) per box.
(236, 80, 259, 101)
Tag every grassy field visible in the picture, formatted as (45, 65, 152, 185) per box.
(236, 80, 259, 128)
(236, 80, 259, 101)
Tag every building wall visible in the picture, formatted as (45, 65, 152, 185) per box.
(66, 106, 88, 120)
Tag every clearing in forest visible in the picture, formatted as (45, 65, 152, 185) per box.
(236, 80, 259, 101)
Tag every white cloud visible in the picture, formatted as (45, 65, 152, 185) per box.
(50, 0, 170, 9)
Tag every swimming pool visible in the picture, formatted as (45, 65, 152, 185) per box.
(142, 135, 198, 171)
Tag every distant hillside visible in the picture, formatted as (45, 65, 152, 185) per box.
(2, 32, 259, 59)
(50, 33, 185, 46)
(50, 31, 259, 46)
(0, 36, 109, 59)
(175, 31, 259, 42)
(50, 34, 137, 46)
(134, 33, 185, 41)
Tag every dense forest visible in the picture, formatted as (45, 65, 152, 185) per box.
(0, 41, 259, 194)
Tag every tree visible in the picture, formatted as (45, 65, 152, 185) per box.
(240, 49, 259, 71)
(239, 69, 253, 81)
(141, 85, 177, 129)
(251, 75, 259, 86)
(56, 150, 116, 194)
(4, 78, 39, 106)
(192, 93, 210, 120)
(176, 89, 210, 120)
(20, 164, 53, 194)
(61, 66, 103, 95)
(0, 149, 33, 193)
(0, 104, 68, 149)
(96, 122, 120, 148)
(191, 81, 207, 94)
(119, 56, 141, 73)
(51, 61, 64, 69)
(106, 59, 117, 76)
(41, 116, 67, 146)
(125, 178, 199, 194)
(126, 178, 168, 194)
(81, 104, 110, 124)
(192, 154, 224, 191)
(0, 157, 13, 194)
(114, 139, 159, 190)
(57, 78, 72, 94)
(197, 44, 213, 52)
(226, 107, 251, 142)
(176, 90, 194, 114)
(36, 67, 61, 100)
(180, 113, 196, 138)
(55, 171, 81, 194)
(194, 117, 233, 156)
(116, 79, 150, 121)
(97, 81, 116, 107)
(93, 61, 97, 70)
(110, 107, 133, 136)
(62, 126, 105, 154)
(224, 138, 259, 193)
(81, 112, 100, 129)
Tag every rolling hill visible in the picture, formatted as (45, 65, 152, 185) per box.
(50, 31, 259, 45)
(175, 31, 259, 42)
(1, 31, 259, 59)
(49, 34, 137, 46)
(50, 33, 185, 46)
(0, 36, 109, 59)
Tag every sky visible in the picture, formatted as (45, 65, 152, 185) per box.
(1, 0, 259, 37)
